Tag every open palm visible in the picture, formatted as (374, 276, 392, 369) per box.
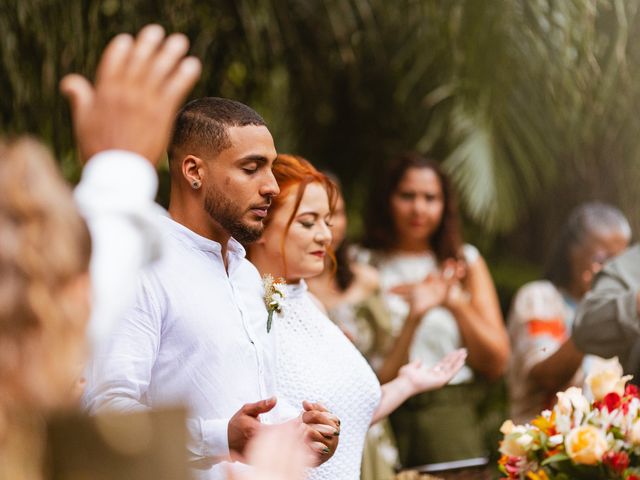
(399, 349, 467, 393)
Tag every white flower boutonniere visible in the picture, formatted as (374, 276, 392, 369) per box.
(263, 274, 285, 333)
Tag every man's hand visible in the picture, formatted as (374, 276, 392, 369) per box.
(228, 397, 277, 459)
(60, 24, 201, 165)
(301, 400, 340, 466)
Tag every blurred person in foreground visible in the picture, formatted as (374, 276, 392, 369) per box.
(507, 202, 631, 425)
(0, 24, 201, 479)
(358, 152, 509, 478)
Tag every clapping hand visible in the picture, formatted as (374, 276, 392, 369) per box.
(389, 274, 450, 320)
(61, 24, 201, 165)
(398, 348, 467, 394)
(389, 259, 468, 318)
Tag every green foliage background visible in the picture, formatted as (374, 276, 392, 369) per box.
(3, 0, 640, 302)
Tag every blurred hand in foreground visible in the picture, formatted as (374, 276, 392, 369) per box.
(61, 24, 201, 165)
(228, 422, 311, 480)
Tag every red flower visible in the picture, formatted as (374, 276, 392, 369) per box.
(625, 383, 639, 398)
(626, 475, 640, 480)
(603, 392, 622, 412)
(603, 450, 629, 474)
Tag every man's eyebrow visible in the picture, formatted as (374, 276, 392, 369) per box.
(236, 155, 269, 164)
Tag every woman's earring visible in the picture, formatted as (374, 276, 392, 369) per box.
(191, 180, 201, 190)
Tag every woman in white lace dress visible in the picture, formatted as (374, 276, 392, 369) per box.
(248, 154, 466, 480)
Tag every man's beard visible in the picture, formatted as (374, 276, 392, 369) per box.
(203, 186, 264, 244)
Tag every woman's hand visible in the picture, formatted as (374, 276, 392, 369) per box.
(390, 261, 463, 319)
(389, 275, 448, 318)
(398, 348, 467, 394)
(371, 348, 468, 423)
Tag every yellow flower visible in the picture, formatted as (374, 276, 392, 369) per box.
(629, 419, 640, 445)
(564, 425, 608, 465)
(500, 420, 515, 435)
(527, 470, 549, 480)
(500, 426, 534, 457)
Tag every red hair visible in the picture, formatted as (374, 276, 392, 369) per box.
(265, 154, 338, 277)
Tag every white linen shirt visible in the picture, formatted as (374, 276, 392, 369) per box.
(84, 215, 290, 479)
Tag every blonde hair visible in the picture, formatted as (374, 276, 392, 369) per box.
(0, 137, 92, 478)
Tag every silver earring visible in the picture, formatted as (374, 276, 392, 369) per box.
(191, 180, 201, 189)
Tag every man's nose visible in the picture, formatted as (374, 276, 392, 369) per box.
(260, 170, 280, 197)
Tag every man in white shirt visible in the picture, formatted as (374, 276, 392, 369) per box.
(84, 97, 340, 479)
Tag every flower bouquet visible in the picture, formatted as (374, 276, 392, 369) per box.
(499, 358, 640, 479)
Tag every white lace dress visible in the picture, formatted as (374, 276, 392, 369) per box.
(274, 281, 382, 480)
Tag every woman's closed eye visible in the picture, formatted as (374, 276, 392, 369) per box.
(299, 220, 315, 229)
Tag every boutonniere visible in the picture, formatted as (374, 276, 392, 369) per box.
(263, 274, 285, 333)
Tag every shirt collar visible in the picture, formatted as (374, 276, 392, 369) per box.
(159, 215, 246, 259)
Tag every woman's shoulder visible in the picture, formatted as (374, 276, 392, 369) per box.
(510, 280, 566, 322)
(460, 243, 481, 265)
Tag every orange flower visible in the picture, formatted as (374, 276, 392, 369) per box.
(527, 470, 549, 480)
(545, 447, 562, 458)
(532, 411, 556, 437)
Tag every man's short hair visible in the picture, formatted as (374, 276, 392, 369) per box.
(168, 97, 267, 163)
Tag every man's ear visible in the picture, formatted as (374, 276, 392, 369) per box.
(182, 154, 204, 189)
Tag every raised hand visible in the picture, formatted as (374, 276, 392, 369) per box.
(301, 400, 340, 465)
(60, 24, 201, 165)
(398, 348, 467, 393)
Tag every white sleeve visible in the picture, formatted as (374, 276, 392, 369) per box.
(84, 274, 232, 463)
(74, 150, 163, 350)
(83, 274, 162, 416)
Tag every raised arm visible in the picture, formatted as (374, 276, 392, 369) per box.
(61, 25, 201, 348)
(371, 349, 467, 424)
